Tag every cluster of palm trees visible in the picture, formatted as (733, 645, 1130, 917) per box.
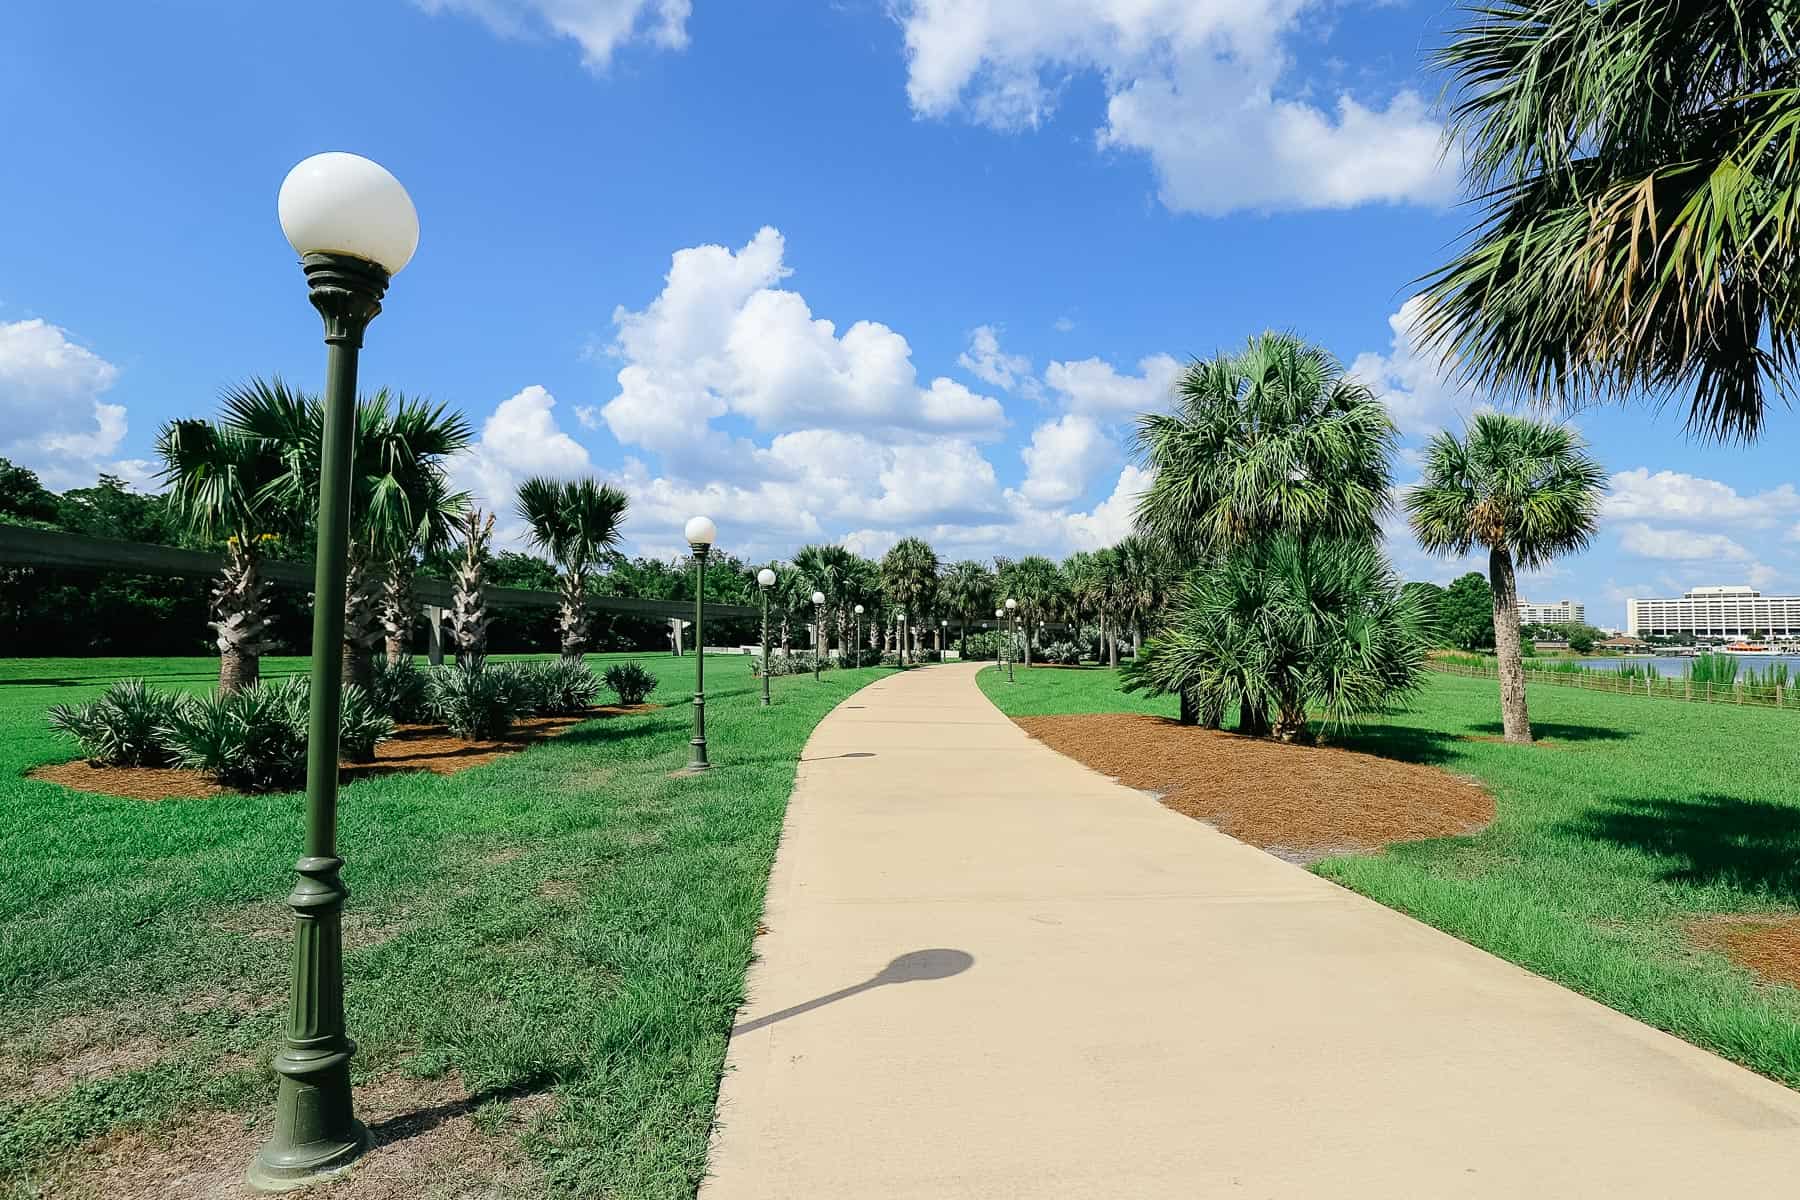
(157, 379, 632, 693)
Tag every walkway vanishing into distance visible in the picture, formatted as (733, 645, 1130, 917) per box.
(702, 663, 1800, 1199)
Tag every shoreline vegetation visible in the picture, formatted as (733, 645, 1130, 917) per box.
(1432, 651, 1799, 710)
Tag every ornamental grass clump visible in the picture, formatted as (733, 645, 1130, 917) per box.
(337, 684, 395, 762)
(428, 663, 523, 740)
(602, 662, 656, 705)
(46, 679, 185, 767)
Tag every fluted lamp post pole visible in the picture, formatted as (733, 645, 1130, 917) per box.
(811, 591, 826, 681)
(757, 567, 776, 707)
(995, 608, 1005, 675)
(1005, 597, 1018, 684)
(854, 603, 864, 668)
(249, 152, 420, 1192)
(685, 516, 716, 771)
(940, 618, 949, 661)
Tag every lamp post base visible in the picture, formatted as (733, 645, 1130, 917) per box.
(247, 1121, 369, 1192)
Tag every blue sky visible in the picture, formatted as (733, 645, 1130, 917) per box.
(4, 0, 1797, 630)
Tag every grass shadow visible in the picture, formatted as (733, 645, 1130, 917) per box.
(367, 1075, 556, 1150)
(1319, 724, 1469, 767)
(1559, 792, 1800, 902)
(1469, 720, 1634, 744)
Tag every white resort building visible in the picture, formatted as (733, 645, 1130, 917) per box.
(1518, 598, 1586, 625)
(1625, 586, 1800, 639)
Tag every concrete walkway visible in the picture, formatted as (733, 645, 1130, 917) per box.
(702, 663, 1800, 1198)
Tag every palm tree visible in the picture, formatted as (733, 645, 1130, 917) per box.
(156, 411, 294, 693)
(941, 560, 996, 658)
(1406, 412, 1606, 743)
(1135, 333, 1396, 557)
(515, 477, 631, 659)
(793, 543, 862, 658)
(996, 555, 1063, 667)
(1111, 535, 1176, 659)
(880, 537, 940, 665)
(1124, 535, 1432, 741)
(446, 508, 494, 668)
(1421, 0, 1798, 442)
(224, 381, 471, 691)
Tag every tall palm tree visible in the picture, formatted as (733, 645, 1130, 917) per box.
(1124, 535, 1432, 741)
(1091, 547, 1125, 667)
(1406, 412, 1606, 743)
(1112, 534, 1174, 658)
(880, 537, 940, 665)
(941, 559, 996, 657)
(224, 381, 471, 691)
(996, 555, 1063, 667)
(515, 476, 631, 659)
(1421, 0, 1799, 442)
(793, 543, 861, 657)
(156, 412, 293, 693)
(447, 508, 494, 668)
(1135, 333, 1396, 557)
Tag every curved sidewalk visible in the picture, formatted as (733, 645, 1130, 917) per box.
(702, 662, 1800, 1198)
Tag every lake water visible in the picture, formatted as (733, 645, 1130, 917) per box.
(1575, 655, 1800, 678)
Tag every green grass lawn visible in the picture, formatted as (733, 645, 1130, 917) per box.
(979, 663, 1800, 1088)
(0, 652, 890, 1198)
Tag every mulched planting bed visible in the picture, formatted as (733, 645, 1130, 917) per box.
(28, 706, 655, 802)
(1686, 914, 1800, 991)
(1015, 712, 1493, 863)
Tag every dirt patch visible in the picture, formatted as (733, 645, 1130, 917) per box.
(0, 1020, 172, 1103)
(1016, 713, 1493, 863)
(28, 707, 658, 803)
(50, 1073, 554, 1200)
(1687, 914, 1800, 990)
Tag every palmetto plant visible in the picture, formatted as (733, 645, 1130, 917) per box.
(1135, 333, 1396, 557)
(1124, 536, 1432, 741)
(1406, 412, 1606, 743)
(880, 537, 940, 664)
(515, 477, 630, 659)
(156, 408, 295, 693)
(1421, 0, 1800, 442)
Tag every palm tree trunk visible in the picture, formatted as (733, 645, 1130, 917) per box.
(213, 538, 273, 694)
(1489, 545, 1533, 743)
(342, 540, 381, 693)
(559, 568, 590, 659)
(1178, 690, 1198, 726)
(382, 557, 417, 664)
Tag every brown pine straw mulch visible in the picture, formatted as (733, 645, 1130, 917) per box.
(28, 706, 656, 802)
(1015, 713, 1494, 863)
(1686, 914, 1800, 991)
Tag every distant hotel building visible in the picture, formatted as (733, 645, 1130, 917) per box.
(1518, 598, 1586, 625)
(1626, 586, 1800, 638)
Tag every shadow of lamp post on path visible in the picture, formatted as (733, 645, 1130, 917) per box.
(731, 949, 975, 1037)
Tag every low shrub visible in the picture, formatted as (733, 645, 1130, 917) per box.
(602, 661, 657, 705)
(47, 678, 184, 767)
(338, 684, 395, 762)
(160, 678, 310, 792)
(953, 629, 1009, 661)
(429, 663, 522, 740)
(1041, 641, 1083, 666)
(513, 659, 603, 715)
(837, 648, 881, 668)
(755, 653, 831, 677)
(369, 658, 432, 723)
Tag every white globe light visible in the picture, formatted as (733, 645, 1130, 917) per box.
(995, 609, 1003, 618)
(278, 152, 420, 275)
(1005, 598, 1017, 609)
(854, 604, 864, 614)
(812, 590, 826, 605)
(941, 619, 948, 626)
(757, 568, 776, 588)
(684, 515, 717, 546)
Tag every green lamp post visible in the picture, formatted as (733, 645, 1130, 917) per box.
(757, 567, 776, 707)
(995, 608, 1005, 675)
(684, 515, 716, 771)
(811, 590, 826, 680)
(940, 618, 949, 661)
(249, 152, 420, 1191)
(854, 603, 864, 667)
(1005, 598, 1018, 683)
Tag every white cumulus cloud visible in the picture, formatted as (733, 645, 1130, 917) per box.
(413, 0, 689, 69)
(451, 385, 596, 542)
(1349, 297, 1482, 438)
(1019, 413, 1115, 506)
(0, 317, 145, 490)
(1617, 523, 1754, 563)
(1606, 468, 1800, 530)
(1043, 352, 1182, 416)
(893, 0, 1455, 215)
